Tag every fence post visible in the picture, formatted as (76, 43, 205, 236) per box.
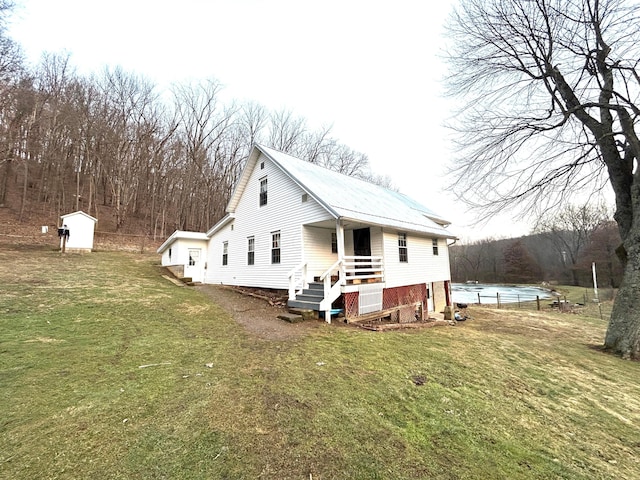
(536, 296, 540, 311)
(477, 292, 481, 305)
(497, 292, 500, 309)
(518, 295, 521, 309)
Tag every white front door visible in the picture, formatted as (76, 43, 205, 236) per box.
(427, 284, 434, 312)
(185, 248, 202, 282)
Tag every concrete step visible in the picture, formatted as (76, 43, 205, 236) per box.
(278, 313, 305, 323)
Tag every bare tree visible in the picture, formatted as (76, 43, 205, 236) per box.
(172, 79, 240, 230)
(578, 220, 623, 287)
(267, 109, 307, 153)
(0, 0, 24, 207)
(534, 203, 610, 285)
(445, 0, 640, 358)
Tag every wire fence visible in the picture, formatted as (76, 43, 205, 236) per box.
(466, 287, 615, 320)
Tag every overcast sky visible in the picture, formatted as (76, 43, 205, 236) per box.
(7, 0, 532, 241)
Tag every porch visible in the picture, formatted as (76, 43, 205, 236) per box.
(286, 255, 385, 321)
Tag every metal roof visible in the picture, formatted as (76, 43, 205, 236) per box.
(256, 145, 454, 238)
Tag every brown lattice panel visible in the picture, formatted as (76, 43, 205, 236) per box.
(344, 284, 427, 321)
(344, 292, 359, 317)
(382, 284, 426, 310)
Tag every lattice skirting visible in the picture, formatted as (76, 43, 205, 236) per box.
(344, 284, 427, 318)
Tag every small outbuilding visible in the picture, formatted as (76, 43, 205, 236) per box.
(157, 231, 209, 283)
(59, 211, 98, 252)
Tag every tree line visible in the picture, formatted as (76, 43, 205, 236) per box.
(0, 4, 389, 237)
(451, 205, 623, 289)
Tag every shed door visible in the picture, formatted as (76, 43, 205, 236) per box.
(185, 248, 203, 282)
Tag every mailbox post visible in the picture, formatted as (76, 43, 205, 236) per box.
(58, 225, 70, 253)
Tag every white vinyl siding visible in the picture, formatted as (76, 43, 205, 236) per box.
(161, 238, 208, 267)
(205, 223, 232, 284)
(206, 152, 333, 289)
(381, 230, 450, 288)
(302, 226, 338, 280)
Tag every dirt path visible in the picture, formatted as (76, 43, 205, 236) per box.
(196, 284, 323, 340)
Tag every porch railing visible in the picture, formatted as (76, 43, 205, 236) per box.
(319, 259, 344, 313)
(289, 256, 385, 321)
(343, 256, 384, 284)
(287, 262, 308, 300)
(318, 255, 384, 312)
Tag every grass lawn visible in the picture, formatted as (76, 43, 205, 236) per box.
(2, 245, 639, 479)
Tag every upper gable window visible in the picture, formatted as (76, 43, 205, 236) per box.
(432, 238, 439, 256)
(398, 233, 408, 263)
(259, 177, 268, 206)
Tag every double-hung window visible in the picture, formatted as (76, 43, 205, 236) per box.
(432, 238, 439, 256)
(259, 177, 268, 206)
(222, 241, 228, 266)
(247, 236, 255, 265)
(271, 231, 281, 264)
(331, 232, 338, 254)
(398, 233, 408, 263)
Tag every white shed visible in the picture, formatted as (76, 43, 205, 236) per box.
(59, 211, 98, 252)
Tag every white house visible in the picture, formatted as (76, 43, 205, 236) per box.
(157, 231, 208, 282)
(59, 211, 98, 252)
(171, 144, 456, 323)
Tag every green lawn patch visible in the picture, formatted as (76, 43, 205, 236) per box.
(1, 246, 639, 479)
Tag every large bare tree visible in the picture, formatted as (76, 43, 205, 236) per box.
(445, 0, 640, 358)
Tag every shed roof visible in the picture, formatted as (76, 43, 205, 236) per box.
(229, 145, 455, 238)
(157, 230, 208, 254)
(60, 210, 98, 223)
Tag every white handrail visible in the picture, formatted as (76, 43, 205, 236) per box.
(287, 262, 307, 300)
(320, 259, 342, 281)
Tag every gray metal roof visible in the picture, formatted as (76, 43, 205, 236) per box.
(257, 145, 454, 238)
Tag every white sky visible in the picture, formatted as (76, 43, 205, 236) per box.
(7, 0, 532, 242)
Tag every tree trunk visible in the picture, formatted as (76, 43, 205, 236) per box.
(19, 160, 27, 221)
(604, 247, 640, 358)
(0, 158, 11, 206)
(604, 184, 640, 359)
